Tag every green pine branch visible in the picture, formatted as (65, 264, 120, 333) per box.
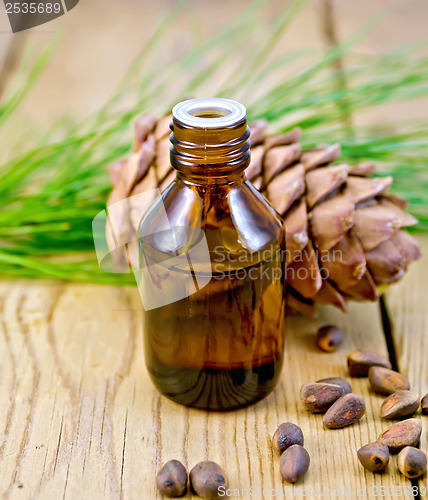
(0, 0, 427, 284)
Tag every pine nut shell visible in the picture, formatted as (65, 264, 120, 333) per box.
(300, 383, 345, 413)
(272, 422, 304, 455)
(279, 445, 310, 483)
(368, 366, 410, 395)
(347, 349, 391, 377)
(378, 418, 422, 453)
(323, 393, 366, 429)
(397, 446, 427, 479)
(316, 377, 352, 394)
(380, 391, 419, 419)
(357, 442, 389, 472)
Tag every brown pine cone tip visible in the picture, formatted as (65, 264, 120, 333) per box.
(107, 114, 421, 318)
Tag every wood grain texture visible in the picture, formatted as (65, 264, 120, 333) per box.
(386, 235, 428, 494)
(1, 1, 427, 498)
(0, 280, 418, 499)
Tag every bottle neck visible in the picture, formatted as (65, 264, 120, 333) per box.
(169, 98, 251, 186)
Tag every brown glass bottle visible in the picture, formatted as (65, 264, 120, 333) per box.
(138, 98, 285, 410)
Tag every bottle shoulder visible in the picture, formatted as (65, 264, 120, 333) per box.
(138, 178, 285, 260)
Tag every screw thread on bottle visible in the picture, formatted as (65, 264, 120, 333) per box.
(170, 98, 251, 183)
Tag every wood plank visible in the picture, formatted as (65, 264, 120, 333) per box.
(0, 0, 323, 127)
(386, 235, 428, 494)
(0, 281, 414, 498)
(330, 0, 428, 127)
(0, 1, 425, 497)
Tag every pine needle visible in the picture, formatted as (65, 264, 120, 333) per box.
(0, 0, 427, 284)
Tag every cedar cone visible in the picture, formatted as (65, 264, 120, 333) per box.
(106, 114, 421, 318)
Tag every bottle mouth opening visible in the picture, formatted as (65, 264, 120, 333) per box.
(172, 98, 246, 129)
(189, 107, 230, 118)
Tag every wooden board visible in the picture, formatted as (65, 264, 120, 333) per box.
(386, 235, 428, 494)
(1, 1, 427, 498)
(0, 280, 419, 499)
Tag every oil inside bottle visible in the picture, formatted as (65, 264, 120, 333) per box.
(142, 240, 285, 411)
